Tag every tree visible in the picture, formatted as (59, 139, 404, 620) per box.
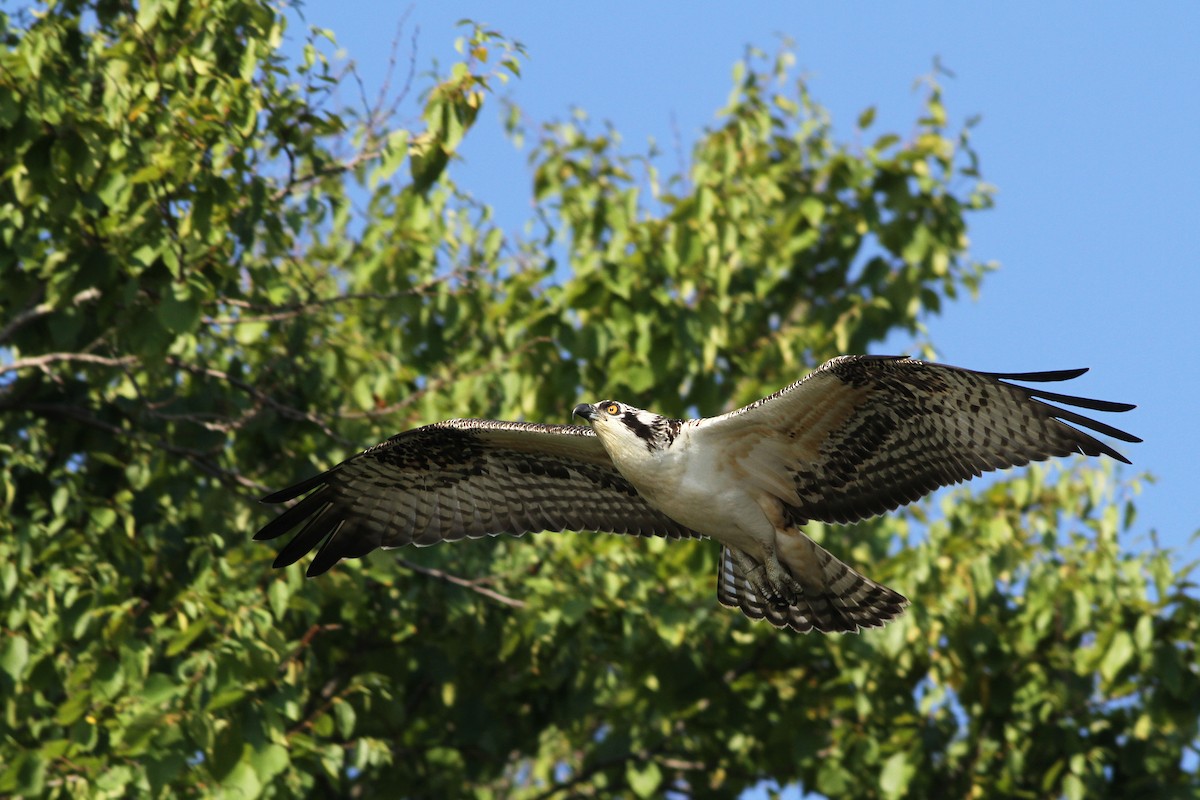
(1, 2, 1196, 797)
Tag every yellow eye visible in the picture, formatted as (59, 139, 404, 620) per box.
(605, 403, 620, 415)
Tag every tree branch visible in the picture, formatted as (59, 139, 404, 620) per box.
(1, 350, 135, 378)
(165, 356, 351, 447)
(280, 622, 344, 670)
(0, 287, 100, 345)
(397, 558, 527, 609)
(341, 335, 554, 421)
(9, 400, 268, 495)
(204, 286, 460, 326)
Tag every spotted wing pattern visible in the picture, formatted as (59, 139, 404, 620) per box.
(255, 419, 702, 577)
(698, 355, 1141, 526)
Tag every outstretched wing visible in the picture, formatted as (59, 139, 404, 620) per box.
(695, 355, 1141, 525)
(255, 419, 702, 576)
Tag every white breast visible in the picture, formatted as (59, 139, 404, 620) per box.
(603, 426, 775, 555)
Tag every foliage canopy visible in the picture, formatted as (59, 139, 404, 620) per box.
(1, 2, 1196, 797)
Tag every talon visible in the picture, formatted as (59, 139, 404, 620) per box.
(763, 555, 803, 607)
(730, 546, 803, 608)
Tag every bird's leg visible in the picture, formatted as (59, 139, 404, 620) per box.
(730, 546, 805, 609)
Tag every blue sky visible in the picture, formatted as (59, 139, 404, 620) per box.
(289, 3, 1199, 566)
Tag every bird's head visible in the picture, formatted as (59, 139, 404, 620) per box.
(573, 400, 680, 457)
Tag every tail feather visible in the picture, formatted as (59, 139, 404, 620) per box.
(716, 542, 908, 634)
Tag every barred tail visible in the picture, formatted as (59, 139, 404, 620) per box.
(716, 541, 908, 634)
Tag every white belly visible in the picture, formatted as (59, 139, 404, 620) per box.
(612, 439, 777, 558)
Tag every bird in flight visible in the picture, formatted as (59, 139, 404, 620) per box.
(254, 355, 1139, 634)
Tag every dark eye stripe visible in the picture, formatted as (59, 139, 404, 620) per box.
(622, 413, 654, 442)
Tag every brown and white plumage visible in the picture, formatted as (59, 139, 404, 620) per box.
(255, 420, 700, 576)
(255, 355, 1140, 634)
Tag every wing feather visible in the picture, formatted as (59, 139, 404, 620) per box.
(255, 418, 702, 576)
(696, 355, 1140, 525)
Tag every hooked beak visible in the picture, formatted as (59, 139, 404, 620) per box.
(572, 403, 597, 422)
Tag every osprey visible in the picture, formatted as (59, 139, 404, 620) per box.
(254, 355, 1139, 633)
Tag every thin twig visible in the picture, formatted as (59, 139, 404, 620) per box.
(12, 400, 268, 495)
(528, 747, 650, 800)
(280, 622, 344, 670)
(285, 676, 351, 740)
(271, 146, 384, 202)
(203, 285, 458, 326)
(397, 558, 526, 609)
(1, 351, 137, 377)
(165, 356, 350, 447)
(341, 335, 554, 421)
(376, 9, 419, 125)
(0, 288, 101, 345)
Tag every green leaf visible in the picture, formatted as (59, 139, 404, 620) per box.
(374, 129, 410, 185)
(11, 752, 46, 797)
(1099, 630, 1134, 684)
(136, 0, 162, 31)
(156, 293, 200, 334)
(251, 744, 290, 784)
(0, 635, 28, 680)
(51, 486, 69, 517)
(1133, 614, 1153, 652)
(626, 760, 662, 798)
(54, 691, 91, 727)
(879, 751, 912, 799)
(142, 673, 179, 706)
(0, 559, 15, 597)
(93, 657, 125, 700)
(165, 618, 209, 657)
(268, 579, 290, 620)
(333, 698, 356, 739)
(207, 687, 247, 713)
(219, 761, 262, 799)
(800, 197, 825, 227)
